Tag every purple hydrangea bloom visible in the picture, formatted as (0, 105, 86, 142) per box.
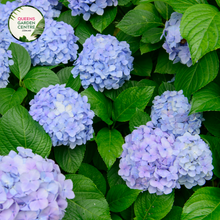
(72, 34, 134, 92)
(0, 147, 75, 219)
(174, 132, 213, 189)
(67, 0, 118, 21)
(118, 122, 181, 195)
(161, 12, 192, 67)
(29, 84, 95, 149)
(151, 90, 204, 137)
(0, 48, 14, 88)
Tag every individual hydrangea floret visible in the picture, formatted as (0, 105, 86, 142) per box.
(67, 0, 118, 21)
(161, 12, 192, 67)
(174, 132, 213, 189)
(151, 90, 203, 137)
(72, 34, 134, 92)
(29, 84, 95, 149)
(0, 48, 14, 88)
(118, 122, 181, 195)
(0, 147, 75, 219)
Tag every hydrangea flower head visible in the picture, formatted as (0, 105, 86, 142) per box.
(72, 34, 133, 92)
(0, 147, 75, 219)
(174, 133, 213, 189)
(29, 84, 95, 149)
(0, 48, 14, 88)
(118, 122, 181, 195)
(161, 12, 192, 67)
(151, 90, 203, 137)
(67, 0, 118, 21)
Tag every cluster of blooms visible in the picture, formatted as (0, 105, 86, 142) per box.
(72, 34, 133, 92)
(119, 90, 213, 195)
(19, 19, 79, 66)
(151, 90, 203, 137)
(0, 48, 14, 89)
(0, 147, 75, 219)
(29, 84, 95, 149)
(161, 12, 192, 67)
(67, 0, 118, 21)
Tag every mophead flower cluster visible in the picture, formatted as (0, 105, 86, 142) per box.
(119, 90, 213, 195)
(0, 48, 14, 88)
(0, 147, 74, 219)
(20, 19, 79, 66)
(72, 34, 134, 92)
(67, 0, 118, 21)
(29, 84, 95, 149)
(161, 12, 192, 67)
(151, 90, 203, 137)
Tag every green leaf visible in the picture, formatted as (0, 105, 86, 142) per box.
(154, 1, 174, 20)
(107, 160, 125, 188)
(23, 67, 60, 93)
(66, 75, 81, 92)
(134, 191, 174, 220)
(96, 128, 124, 170)
(107, 184, 141, 212)
(141, 28, 163, 44)
(118, 0, 131, 5)
(81, 87, 113, 125)
(0, 105, 51, 157)
(64, 174, 111, 220)
(104, 81, 138, 101)
(59, 0, 69, 7)
(203, 111, 220, 137)
(8, 42, 31, 80)
(180, 4, 220, 64)
(79, 163, 107, 195)
(57, 67, 73, 84)
(131, 54, 152, 76)
(129, 109, 151, 132)
(116, 31, 140, 54)
(162, 206, 182, 220)
(111, 214, 123, 220)
(140, 0, 207, 14)
(200, 135, 220, 178)
(1, 0, 15, 3)
(113, 86, 155, 122)
(154, 50, 183, 74)
(140, 41, 163, 55)
(93, 147, 108, 171)
(181, 187, 220, 220)
(90, 7, 117, 33)
(0, 87, 27, 115)
(75, 20, 97, 44)
(216, 0, 220, 7)
(189, 82, 220, 114)
(158, 82, 175, 95)
(54, 145, 86, 174)
(116, 4, 163, 37)
(57, 10, 80, 28)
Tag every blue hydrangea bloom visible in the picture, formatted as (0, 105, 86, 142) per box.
(174, 132, 213, 189)
(161, 12, 192, 67)
(151, 90, 204, 137)
(72, 34, 134, 92)
(118, 122, 181, 195)
(0, 147, 74, 219)
(0, 48, 14, 88)
(67, 0, 118, 21)
(29, 84, 95, 149)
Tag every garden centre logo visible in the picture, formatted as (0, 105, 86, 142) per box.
(8, 5, 45, 42)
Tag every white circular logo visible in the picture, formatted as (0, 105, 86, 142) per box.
(8, 6, 45, 42)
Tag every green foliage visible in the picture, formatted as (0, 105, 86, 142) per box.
(57, 10, 80, 28)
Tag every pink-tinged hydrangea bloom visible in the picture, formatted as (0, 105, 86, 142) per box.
(0, 147, 75, 219)
(72, 34, 134, 92)
(118, 122, 181, 195)
(174, 132, 213, 189)
(161, 12, 192, 67)
(67, 0, 117, 21)
(151, 90, 204, 137)
(29, 84, 95, 149)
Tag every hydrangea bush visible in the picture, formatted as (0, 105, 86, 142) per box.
(1, 0, 220, 219)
